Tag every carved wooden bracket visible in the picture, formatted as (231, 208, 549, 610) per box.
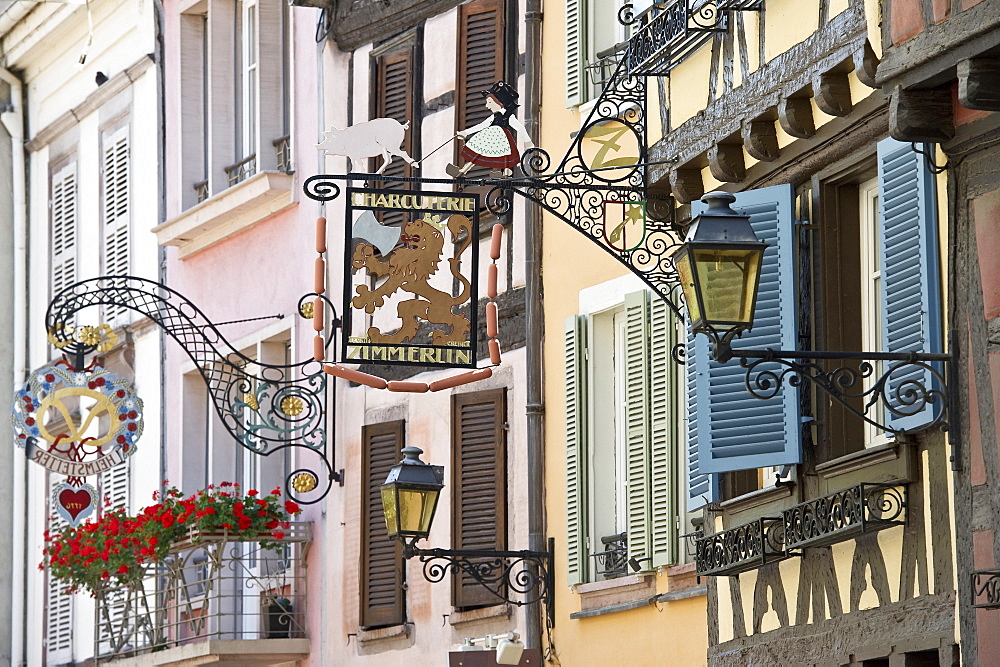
(742, 120, 780, 162)
(669, 168, 705, 205)
(853, 41, 879, 89)
(708, 144, 746, 184)
(778, 97, 816, 139)
(958, 58, 1000, 111)
(889, 85, 955, 143)
(814, 71, 853, 117)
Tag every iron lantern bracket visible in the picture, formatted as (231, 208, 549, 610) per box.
(401, 537, 556, 628)
(697, 327, 960, 463)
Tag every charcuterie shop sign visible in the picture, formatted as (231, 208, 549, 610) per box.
(343, 187, 480, 368)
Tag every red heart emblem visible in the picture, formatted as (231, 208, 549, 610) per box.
(58, 489, 93, 521)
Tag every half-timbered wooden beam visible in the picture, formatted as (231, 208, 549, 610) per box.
(889, 84, 955, 143)
(742, 118, 780, 162)
(708, 142, 746, 183)
(778, 96, 816, 139)
(958, 58, 1000, 111)
(669, 168, 705, 205)
(814, 70, 853, 117)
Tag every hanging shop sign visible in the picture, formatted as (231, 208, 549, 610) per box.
(343, 187, 480, 368)
(11, 360, 143, 525)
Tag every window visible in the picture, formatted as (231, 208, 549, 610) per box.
(455, 0, 504, 182)
(360, 421, 406, 628)
(239, 0, 259, 168)
(566, 0, 651, 105)
(565, 279, 679, 585)
(451, 389, 507, 609)
(51, 160, 78, 301)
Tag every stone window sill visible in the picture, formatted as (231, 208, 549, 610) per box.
(356, 623, 410, 644)
(448, 604, 512, 626)
(106, 638, 310, 666)
(154, 171, 295, 259)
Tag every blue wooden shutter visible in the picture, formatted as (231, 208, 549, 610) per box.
(685, 318, 719, 510)
(689, 184, 802, 474)
(877, 138, 942, 431)
(564, 315, 588, 585)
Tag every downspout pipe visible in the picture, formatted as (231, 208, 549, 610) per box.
(153, 0, 168, 512)
(0, 64, 27, 667)
(523, 0, 544, 653)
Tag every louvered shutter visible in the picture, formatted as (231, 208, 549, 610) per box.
(623, 291, 652, 567)
(46, 475, 74, 662)
(566, 0, 585, 106)
(564, 315, 588, 585)
(685, 316, 719, 510)
(97, 461, 129, 650)
(374, 49, 416, 227)
(51, 162, 78, 301)
(452, 390, 507, 608)
(457, 0, 504, 183)
(360, 421, 406, 628)
(102, 126, 131, 324)
(689, 184, 801, 474)
(649, 295, 677, 566)
(877, 138, 943, 432)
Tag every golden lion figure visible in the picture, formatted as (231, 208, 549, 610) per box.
(351, 213, 473, 345)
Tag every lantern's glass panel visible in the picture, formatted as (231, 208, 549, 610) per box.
(381, 486, 399, 536)
(674, 249, 702, 324)
(397, 487, 439, 535)
(692, 247, 762, 325)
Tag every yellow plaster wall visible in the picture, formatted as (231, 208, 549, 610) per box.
(829, 0, 850, 18)
(764, 0, 820, 63)
(669, 44, 713, 128)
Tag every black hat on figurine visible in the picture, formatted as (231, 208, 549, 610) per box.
(482, 80, 519, 109)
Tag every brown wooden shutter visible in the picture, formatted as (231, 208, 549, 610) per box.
(373, 47, 416, 226)
(455, 0, 505, 182)
(360, 421, 406, 628)
(451, 389, 507, 609)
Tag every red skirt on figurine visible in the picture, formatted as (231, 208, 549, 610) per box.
(460, 126, 520, 169)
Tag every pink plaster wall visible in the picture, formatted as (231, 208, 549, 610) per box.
(973, 189, 1000, 319)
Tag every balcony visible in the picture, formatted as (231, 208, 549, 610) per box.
(589, 532, 629, 579)
(695, 516, 787, 577)
(96, 523, 311, 665)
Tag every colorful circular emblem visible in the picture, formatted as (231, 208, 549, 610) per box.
(11, 363, 142, 477)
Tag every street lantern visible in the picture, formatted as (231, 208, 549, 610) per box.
(380, 446, 445, 541)
(671, 191, 767, 352)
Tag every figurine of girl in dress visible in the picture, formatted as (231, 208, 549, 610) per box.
(447, 81, 533, 178)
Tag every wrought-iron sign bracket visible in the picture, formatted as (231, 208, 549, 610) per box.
(402, 537, 555, 628)
(696, 326, 958, 443)
(44, 276, 345, 503)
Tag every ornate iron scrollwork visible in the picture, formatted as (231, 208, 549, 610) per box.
(782, 484, 906, 551)
(403, 538, 555, 626)
(45, 276, 343, 503)
(695, 516, 786, 576)
(973, 570, 1000, 609)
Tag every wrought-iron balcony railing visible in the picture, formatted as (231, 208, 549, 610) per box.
(194, 179, 210, 204)
(782, 484, 906, 551)
(589, 532, 629, 578)
(274, 135, 292, 173)
(585, 43, 628, 100)
(624, 0, 764, 78)
(695, 516, 786, 577)
(95, 522, 311, 660)
(225, 153, 258, 187)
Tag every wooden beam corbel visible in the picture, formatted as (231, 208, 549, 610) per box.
(742, 119, 780, 162)
(889, 85, 955, 143)
(778, 97, 815, 139)
(669, 168, 705, 205)
(813, 71, 853, 117)
(958, 58, 1000, 111)
(708, 143, 746, 184)
(853, 41, 879, 89)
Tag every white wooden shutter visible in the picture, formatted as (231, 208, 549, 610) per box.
(97, 461, 130, 649)
(689, 184, 802, 474)
(51, 162, 78, 299)
(102, 126, 131, 323)
(624, 291, 652, 567)
(566, 0, 585, 106)
(564, 315, 588, 585)
(877, 137, 943, 432)
(649, 295, 677, 566)
(46, 476, 74, 662)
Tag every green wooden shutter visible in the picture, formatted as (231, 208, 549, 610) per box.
(565, 315, 588, 585)
(360, 421, 406, 628)
(690, 184, 802, 473)
(451, 389, 507, 609)
(649, 295, 677, 567)
(624, 291, 652, 567)
(566, 0, 585, 106)
(877, 137, 943, 432)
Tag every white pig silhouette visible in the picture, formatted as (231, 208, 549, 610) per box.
(317, 118, 417, 174)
